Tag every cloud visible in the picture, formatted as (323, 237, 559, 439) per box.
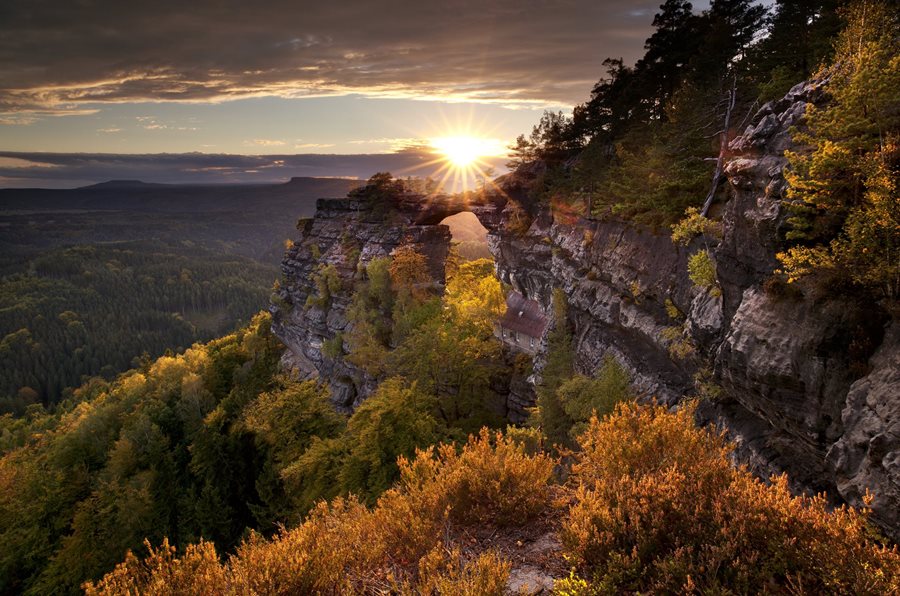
(0, 156, 58, 169)
(0, 150, 509, 189)
(0, 1, 662, 116)
(135, 116, 199, 131)
(247, 139, 288, 147)
(0, 108, 100, 125)
(348, 137, 445, 153)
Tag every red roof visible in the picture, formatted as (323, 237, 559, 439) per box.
(498, 292, 547, 338)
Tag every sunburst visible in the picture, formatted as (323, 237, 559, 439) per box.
(430, 136, 505, 168)
(417, 133, 504, 194)
(386, 107, 510, 194)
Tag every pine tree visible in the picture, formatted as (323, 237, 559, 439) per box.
(531, 289, 576, 448)
(637, 0, 702, 119)
(752, 0, 842, 100)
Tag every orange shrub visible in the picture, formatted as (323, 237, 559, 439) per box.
(85, 429, 553, 594)
(83, 539, 224, 596)
(412, 546, 511, 596)
(396, 428, 556, 528)
(226, 498, 380, 593)
(560, 402, 900, 594)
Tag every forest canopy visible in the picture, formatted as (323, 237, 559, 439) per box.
(0, 241, 275, 411)
(0, 249, 514, 594)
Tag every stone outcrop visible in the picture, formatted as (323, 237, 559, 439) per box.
(272, 79, 898, 539)
(488, 78, 897, 539)
(270, 189, 521, 413)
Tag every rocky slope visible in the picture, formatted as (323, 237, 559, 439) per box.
(490, 79, 898, 539)
(272, 80, 898, 539)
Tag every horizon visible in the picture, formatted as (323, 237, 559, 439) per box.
(0, 0, 728, 190)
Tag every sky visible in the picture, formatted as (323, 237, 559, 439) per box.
(0, 0, 715, 188)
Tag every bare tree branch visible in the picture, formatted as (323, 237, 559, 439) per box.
(701, 75, 737, 217)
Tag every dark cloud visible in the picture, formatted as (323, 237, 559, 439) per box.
(0, 151, 509, 189)
(0, 0, 662, 114)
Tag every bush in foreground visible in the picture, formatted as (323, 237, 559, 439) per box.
(86, 403, 899, 595)
(559, 402, 900, 594)
(85, 429, 554, 595)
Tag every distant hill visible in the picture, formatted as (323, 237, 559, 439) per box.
(0, 177, 362, 263)
(81, 179, 167, 189)
(0, 176, 361, 214)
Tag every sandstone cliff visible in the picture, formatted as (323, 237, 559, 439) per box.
(270, 190, 518, 412)
(272, 80, 898, 540)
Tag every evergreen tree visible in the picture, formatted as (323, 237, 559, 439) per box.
(531, 289, 576, 448)
(637, 0, 702, 120)
(751, 0, 842, 100)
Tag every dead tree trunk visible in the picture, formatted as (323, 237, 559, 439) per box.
(701, 77, 737, 217)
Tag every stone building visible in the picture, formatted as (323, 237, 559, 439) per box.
(494, 291, 547, 355)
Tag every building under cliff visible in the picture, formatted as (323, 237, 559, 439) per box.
(494, 291, 547, 355)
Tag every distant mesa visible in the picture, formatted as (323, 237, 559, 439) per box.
(81, 179, 166, 189)
(77, 177, 362, 190)
(287, 176, 325, 184)
(285, 176, 362, 185)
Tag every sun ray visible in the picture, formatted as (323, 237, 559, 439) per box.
(426, 133, 506, 192)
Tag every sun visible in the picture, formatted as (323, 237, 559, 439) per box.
(416, 119, 508, 191)
(432, 136, 481, 167)
(430, 135, 505, 168)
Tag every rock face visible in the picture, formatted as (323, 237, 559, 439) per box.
(272, 80, 898, 539)
(270, 190, 516, 412)
(488, 79, 897, 539)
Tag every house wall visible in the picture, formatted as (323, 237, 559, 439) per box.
(494, 324, 538, 355)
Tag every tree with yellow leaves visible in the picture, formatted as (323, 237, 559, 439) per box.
(443, 258, 506, 335)
(779, 0, 900, 298)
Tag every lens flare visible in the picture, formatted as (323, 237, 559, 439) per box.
(430, 136, 506, 168)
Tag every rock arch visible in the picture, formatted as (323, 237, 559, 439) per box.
(409, 192, 507, 230)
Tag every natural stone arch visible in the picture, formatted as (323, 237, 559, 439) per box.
(410, 192, 507, 230)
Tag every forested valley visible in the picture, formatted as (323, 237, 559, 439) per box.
(0, 247, 521, 593)
(0, 177, 363, 409)
(0, 241, 274, 411)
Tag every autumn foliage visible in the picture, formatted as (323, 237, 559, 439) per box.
(779, 1, 900, 298)
(86, 402, 900, 595)
(85, 429, 554, 595)
(559, 403, 900, 594)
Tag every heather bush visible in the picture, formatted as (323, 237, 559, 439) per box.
(85, 428, 553, 594)
(411, 546, 510, 596)
(83, 539, 225, 596)
(560, 402, 900, 594)
(408, 428, 556, 527)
